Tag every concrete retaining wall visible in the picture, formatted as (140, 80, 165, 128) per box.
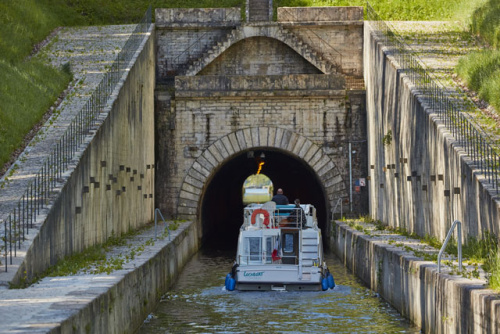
(328, 221, 500, 333)
(57, 222, 200, 334)
(14, 28, 156, 284)
(364, 22, 500, 241)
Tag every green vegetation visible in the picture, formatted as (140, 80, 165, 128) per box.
(470, 0, 500, 49)
(243, 174, 273, 204)
(275, 0, 481, 21)
(0, 0, 243, 172)
(0, 60, 72, 168)
(353, 216, 500, 290)
(456, 50, 500, 112)
(455, 0, 500, 117)
(10, 221, 179, 288)
(0, 0, 497, 173)
(1, 0, 499, 290)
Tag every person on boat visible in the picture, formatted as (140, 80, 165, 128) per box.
(272, 188, 289, 205)
(287, 198, 307, 228)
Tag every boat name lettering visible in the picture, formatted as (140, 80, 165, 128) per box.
(243, 271, 264, 277)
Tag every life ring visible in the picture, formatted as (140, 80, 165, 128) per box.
(251, 209, 270, 228)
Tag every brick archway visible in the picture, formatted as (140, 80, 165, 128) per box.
(177, 126, 345, 220)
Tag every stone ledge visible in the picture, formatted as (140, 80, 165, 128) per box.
(278, 7, 364, 22)
(0, 222, 200, 333)
(279, 21, 365, 27)
(175, 90, 347, 98)
(155, 8, 241, 27)
(329, 221, 500, 333)
(175, 74, 349, 98)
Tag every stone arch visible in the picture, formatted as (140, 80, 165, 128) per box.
(177, 126, 345, 220)
(186, 25, 337, 76)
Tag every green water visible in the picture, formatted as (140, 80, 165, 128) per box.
(138, 249, 420, 333)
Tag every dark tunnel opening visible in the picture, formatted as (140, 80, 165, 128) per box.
(201, 149, 329, 250)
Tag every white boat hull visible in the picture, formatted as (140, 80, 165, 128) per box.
(235, 264, 323, 291)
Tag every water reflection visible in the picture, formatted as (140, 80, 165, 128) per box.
(138, 249, 420, 333)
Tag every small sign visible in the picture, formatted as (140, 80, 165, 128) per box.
(359, 178, 366, 187)
(355, 185, 361, 193)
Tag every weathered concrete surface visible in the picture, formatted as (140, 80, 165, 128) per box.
(278, 6, 364, 22)
(364, 21, 500, 240)
(0, 221, 200, 333)
(0, 24, 156, 286)
(0, 25, 138, 219)
(328, 221, 500, 333)
(155, 7, 241, 27)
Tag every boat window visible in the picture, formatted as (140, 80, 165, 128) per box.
(283, 233, 294, 253)
(246, 237, 261, 262)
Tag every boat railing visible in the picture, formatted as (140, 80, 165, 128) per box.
(243, 206, 308, 229)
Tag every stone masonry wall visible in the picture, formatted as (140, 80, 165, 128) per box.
(14, 29, 156, 283)
(157, 74, 366, 219)
(155, 8, 241, 79)
(277, 7, 364, 22)
(364, 22, 500, 240)
(199, 36, 321, 76)
(278, 7, 364, 76)
(154, 7, 367, 221)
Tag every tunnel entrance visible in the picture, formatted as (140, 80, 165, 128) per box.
(201, 148, 328, 250)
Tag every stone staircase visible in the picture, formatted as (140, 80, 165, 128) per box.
(183, 24, 341, 76)
(248, 0, 271, 22)
(277, 25, 341, 74)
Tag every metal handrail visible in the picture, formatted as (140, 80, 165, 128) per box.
(437, 220, 462, 273)
(154, 208, 170, 241)
(331, 198, 343, 220)
(168, 15, 239, 75)
(366, 2, 499, 193)
(1, 6, 153, 273)
(279, 7, 343, 72)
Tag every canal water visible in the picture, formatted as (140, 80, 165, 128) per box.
(138, 249, 420, 333)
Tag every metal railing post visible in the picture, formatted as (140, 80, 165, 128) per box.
(154, 208, 171, 240)
(437, 220, 462, 273)
(0, 6, 152, 273)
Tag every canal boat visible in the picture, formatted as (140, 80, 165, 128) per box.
(225, 201, 335, 291)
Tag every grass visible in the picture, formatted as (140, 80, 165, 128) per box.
(1, 0, 499, 288)
(10, 221, 179, 288)
(275, 0, 481, 21)
(456, 50, 500, 113)
(0, 0, 244, 174)
(0, 0, 495, 173)
(454, 0, 500, 121)
(470, 0, 500, 49)
(356, 216, 500, 290)
(0, 60, 72, 168)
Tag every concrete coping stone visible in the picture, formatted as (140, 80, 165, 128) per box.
(175, 74, 346, 92)
(278, 7, 364, 22)
(155, 7, 241, 26)
(333, 220, 500, 332)
(279, 21, 364, 27)
(0, 221, 193, 332)
(335, 220, 490, 283)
